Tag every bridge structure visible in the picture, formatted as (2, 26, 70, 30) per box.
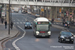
(0, 0, 75, 7)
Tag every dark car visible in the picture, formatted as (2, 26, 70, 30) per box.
(24, 22, 32, 29)
(58, 30, 74, 44)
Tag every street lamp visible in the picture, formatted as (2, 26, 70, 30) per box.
(8, 0, 10, 35)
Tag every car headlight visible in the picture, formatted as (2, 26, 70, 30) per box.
(60, 36, 64, 38)
(71, 37, 74, 39)
(48, 31, 51, 35)
(36, 31, 39, 35)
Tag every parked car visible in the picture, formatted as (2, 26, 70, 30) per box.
(58, 29, 74, 44)
(24, 22, 32, 29)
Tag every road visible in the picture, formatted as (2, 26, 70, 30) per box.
(4, 13, 75, 50)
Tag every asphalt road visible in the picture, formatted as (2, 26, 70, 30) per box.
(4, 13, 75, 50)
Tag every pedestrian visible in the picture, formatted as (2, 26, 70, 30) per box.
(5, 21, 7, 29)
(51, 18, 54, 23)
(11, 22, 13, 29)
(1, 18, 4, 24)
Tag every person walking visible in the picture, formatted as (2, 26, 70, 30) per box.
(1, 18, 4, 24)
(11, 22, 13, 29)
(51, 18, 54, 23)
(5, 21, 7, 29)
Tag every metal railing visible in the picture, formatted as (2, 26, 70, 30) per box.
(3, 0, 75, 3)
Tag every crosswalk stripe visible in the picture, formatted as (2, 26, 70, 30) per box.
(17, 22, 19, 24)
(20, 22, 22, 24)
(13, 22, 26, 24)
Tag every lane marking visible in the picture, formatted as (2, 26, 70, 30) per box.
(12, 26, 26, 50)
(20, 22, 22, 24)
(17, 22, 19, 24)
(8, 48, 10, 50)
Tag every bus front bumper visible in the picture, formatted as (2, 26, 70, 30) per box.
(36, 33, 51, 37)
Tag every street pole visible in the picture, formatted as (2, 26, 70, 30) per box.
(8, 0, 10, 35)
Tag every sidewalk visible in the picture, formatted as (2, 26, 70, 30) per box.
(0, 23, 18, 50)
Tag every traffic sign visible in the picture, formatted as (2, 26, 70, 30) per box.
(41, 8, 44, 12)
(59, 8, 61, 13)
(1, 11, 5, 17)
(70, 12, 72, 15)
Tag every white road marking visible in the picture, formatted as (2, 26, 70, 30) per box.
(20, 22, 22, 24)
(17, 22, 19, 24)
(12, 26, 26, 50)
(8, 48, 10, 50)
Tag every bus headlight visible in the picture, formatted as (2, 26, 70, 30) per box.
(36, 31, 39, 35)
(48, 31, 51, 35)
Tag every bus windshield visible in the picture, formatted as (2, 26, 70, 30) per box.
(37, 25, 49, 31)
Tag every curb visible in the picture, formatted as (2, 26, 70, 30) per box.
(1, 31, 20, 50)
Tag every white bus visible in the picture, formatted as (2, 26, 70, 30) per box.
(33, 17, 51, 38)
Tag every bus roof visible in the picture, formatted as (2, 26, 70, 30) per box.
(34, 17, 49, 22)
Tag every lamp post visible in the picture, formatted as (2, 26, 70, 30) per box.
(8, 0, 10, 35)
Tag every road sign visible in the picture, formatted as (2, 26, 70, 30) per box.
(41, 8, 44, 12)
(70, 12, 72, 15)
(1, 11, 5, 17)
(59, 8, 61, 13)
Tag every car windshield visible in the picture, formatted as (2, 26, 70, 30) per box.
(37, 25, 49, 31)
(25, 22, 31, 25)
(61, 31, 72, 36)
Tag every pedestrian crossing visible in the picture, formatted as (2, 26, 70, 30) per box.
(13, 22, 33, 24)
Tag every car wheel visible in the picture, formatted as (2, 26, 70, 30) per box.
(59, 39, 62, 43)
